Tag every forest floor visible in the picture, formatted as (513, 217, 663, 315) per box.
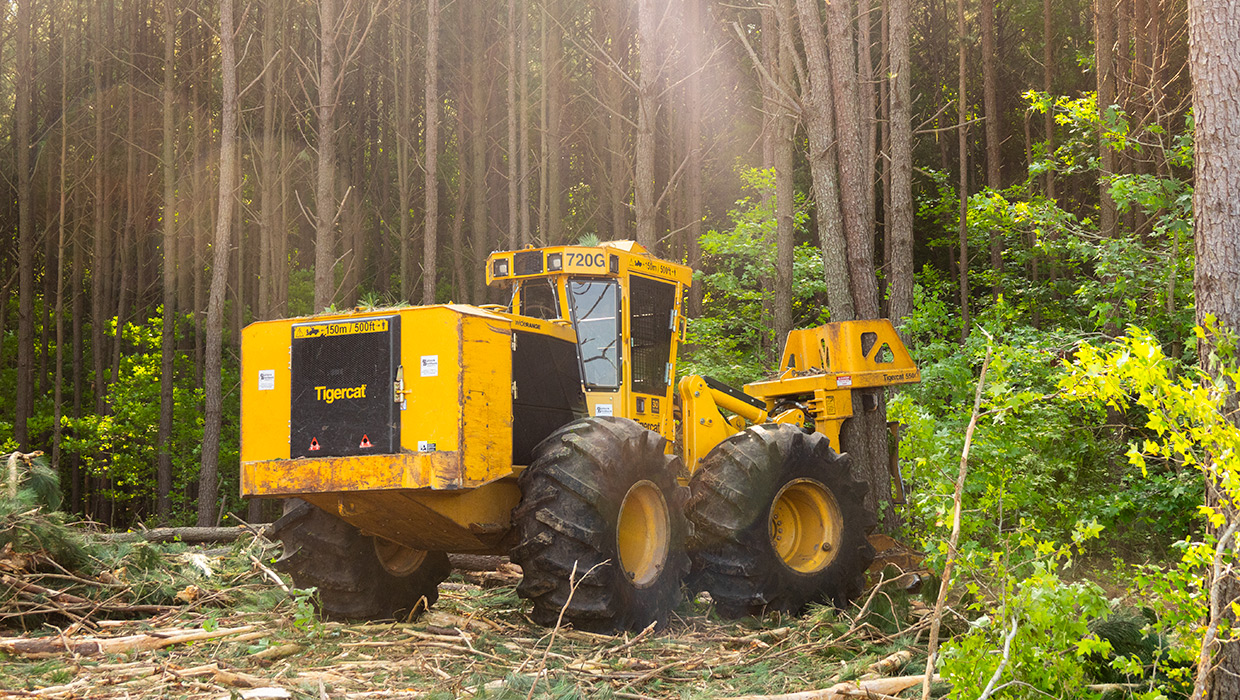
(0, 529, 946, 700)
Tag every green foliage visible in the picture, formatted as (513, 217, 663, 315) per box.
(47, 313, 238, 525)
(914, 94, 1196, 340)
(0, 454, 94, 571)
(937, 540, 1116, 698)
(680, 167, 828, 386)
(1055, 325, 1240, 697)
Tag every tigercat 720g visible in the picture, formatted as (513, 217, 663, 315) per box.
(240, 240, 920, 631)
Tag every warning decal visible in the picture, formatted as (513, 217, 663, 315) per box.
(293, 318, 390, 340)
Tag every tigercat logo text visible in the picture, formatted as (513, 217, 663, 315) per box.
(315, 385, 368, 404)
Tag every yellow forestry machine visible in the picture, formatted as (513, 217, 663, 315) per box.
(240, 241, 920, 631)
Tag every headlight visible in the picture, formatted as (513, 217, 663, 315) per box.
(547, 253, 563, 271)
(493, 259, 510, 278)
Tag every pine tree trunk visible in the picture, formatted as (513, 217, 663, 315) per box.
(794, 0, 855, 322)
(774, 0, 796, 347)
(982, 0, 1002, 295)
(635, 0, 657, 250)
(14, 0, 35, 450)
(957, 0, 971, 339)
(1188, 0, 1240, 691)
(507, 0, 519, 250)
(826, 0, 881, 319)
(1096, 0, 1118, 239)
(52, 24, 71, 477)
(685, 0, 703, 316)
(546, 0, 564, 243)
(886, 0, 914, 328)
(519, 0, 531, 245)
(1044, 0, 1056, 197)
(158, 0, 178, 522)
(200, 0, 239, 527)
(314, 0, 339, 312)
(468, 0, 489, 302)
(423, 0, 440, 302)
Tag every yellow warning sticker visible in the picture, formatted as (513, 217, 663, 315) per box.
(294, 318, 390, 339)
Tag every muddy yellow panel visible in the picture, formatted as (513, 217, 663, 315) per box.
(240, 305, 515, 497)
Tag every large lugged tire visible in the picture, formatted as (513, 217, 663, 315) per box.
(686, 424, 875, 618)
(269, 501, 451, 620)
(510, 417, 690, 632)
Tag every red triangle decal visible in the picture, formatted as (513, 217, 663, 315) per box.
(359, 434, 373, 448)
(309, 437, 320, 451)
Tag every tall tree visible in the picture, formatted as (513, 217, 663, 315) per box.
(982, 0, 1002, 293)
(773, 0, 797, 347)
(635, 0, 658, 249)
(51, 18, 71, 476)
(1188, 0, 1240, 696)
(956, 0, 971, 339)
(794, 0, 854, 322)
(826, 0, 881, 319)
(158, 0, 178, 522)
(14, 0, 35, 449)
(200, 0, 240, 527)
(393, 0, 417, 298)
(423, 0, 441, 302)
(507, 0, 520, 250)
(313, 0, 342, 311)
(886, 0, 914, 328)
(1096, 0, 1118, 239)
(684, 0, 703, 315)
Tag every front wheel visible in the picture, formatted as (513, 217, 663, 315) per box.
(686, 424, 875, 618)
(510, 417, 689, 632)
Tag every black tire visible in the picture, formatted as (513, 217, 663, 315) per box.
(510, 417, 690, 632)
(686, 424, 875, 618)
(269, 501, 451, 620)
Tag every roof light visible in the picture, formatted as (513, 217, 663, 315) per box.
(493, 258, 510, 278)
(547, 253, 563, 271)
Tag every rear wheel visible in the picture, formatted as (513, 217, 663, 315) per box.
(269, 501, 451, 620)
(686, 424, 875, 618)
(510, 417, 689, 632)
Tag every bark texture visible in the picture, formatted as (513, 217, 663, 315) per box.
(794, 0, 855, 322)
(1189, 0, 1240, 693)
(199, 0, 239, 526)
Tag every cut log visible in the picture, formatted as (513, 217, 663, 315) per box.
(0, 624, 259, 657)
(721, 675, 936, 700)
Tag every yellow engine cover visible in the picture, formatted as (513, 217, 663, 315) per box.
(241, 304, 577, 498)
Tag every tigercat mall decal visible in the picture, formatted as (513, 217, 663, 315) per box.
(294, 318, 389, 339)
(315, 385, 368, 403)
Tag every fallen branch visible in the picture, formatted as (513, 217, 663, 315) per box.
(977, 617, 1020, 700)
(721, 674, 938, 700)
(1, 573, 173, 616)
(922, 336, 994, 700)
(94, 526, 255, 545)
(0, 624, 260, 657)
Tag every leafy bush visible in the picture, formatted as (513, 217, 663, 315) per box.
(680, 167, 828, 386)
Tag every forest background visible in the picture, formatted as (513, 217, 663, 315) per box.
(2, 0, 1239, 689)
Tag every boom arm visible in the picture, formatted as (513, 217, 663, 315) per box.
(677, 319, 920, 475)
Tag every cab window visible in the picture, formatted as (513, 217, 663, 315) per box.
(568, 279, 620, 389)
(519, 279, 560, 319)
(629, 275, 677, 394)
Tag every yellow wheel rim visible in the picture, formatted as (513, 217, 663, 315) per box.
(616, 480, 671, 587)
(373, 538, 429, 576)
(769, 479, 843, 574)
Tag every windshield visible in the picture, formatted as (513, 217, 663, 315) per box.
(568, 279, 620, 389)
